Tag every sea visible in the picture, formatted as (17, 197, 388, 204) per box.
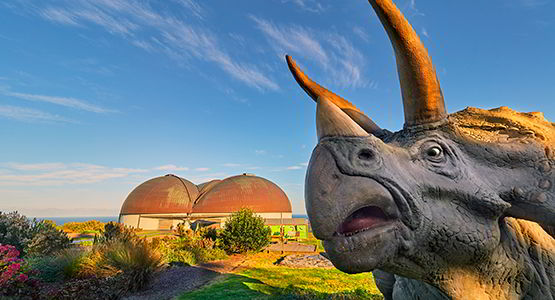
(34, 216, 119, 225)
(36, 214, 309, 225)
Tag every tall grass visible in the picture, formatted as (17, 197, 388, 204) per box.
(81, 239, 166, 292)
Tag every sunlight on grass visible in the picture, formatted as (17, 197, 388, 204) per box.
(180, 252, 384, 299)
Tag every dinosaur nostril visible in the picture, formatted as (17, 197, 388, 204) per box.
(358, 149, 375, 161)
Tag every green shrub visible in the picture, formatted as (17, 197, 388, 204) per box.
(102, 240, 165, 291)
(219, 208, 271, 254)
(154, 236, 227, 266)
(190, 247, 228, 263)
(0, 211, 34, 253)
(0, 212, 71, 257)
(27, 248, 86, 282)
(82, 239, 165, 292)
(198, 227, 219, 241)
(26, 220, 72, 256)
(94, 222, 137, 244)
(61, 220, 105, 233)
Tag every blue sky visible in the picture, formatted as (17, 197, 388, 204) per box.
(1, 0, 553, 217)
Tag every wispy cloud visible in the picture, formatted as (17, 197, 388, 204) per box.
(222, 163, 242, 167)
(0, 162, 147, 186)
(352, 26, 370, 43)
(23, 1, 279, 91)
(154, 164, 188, 171)
(274, 163, 308, 171)
(4, 90, 115, 113)
(519, 0, 550, 7)
(251, 16, 372, 88)
(194, 167, 210, 172)
(421, 28, 429, 38)
(406, 0, 425, 17)
(255, 150, 267, 155)
(0, 105, 73, 123)
(282, 0, 326, 13)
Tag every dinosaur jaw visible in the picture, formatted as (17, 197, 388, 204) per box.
(321, 182, 404, 273)
(337, 205, 391, 237)
(305, 146, 406, 273)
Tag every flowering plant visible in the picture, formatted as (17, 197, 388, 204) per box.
(0, 244, 39, 297)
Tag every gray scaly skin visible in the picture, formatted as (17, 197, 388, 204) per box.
(285, 0, 555, 299)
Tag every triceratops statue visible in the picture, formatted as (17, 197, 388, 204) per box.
(286, 1, 554, 299)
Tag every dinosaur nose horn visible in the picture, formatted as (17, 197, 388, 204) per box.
(368, 0, 447, 127)
(286, 55, 383, 136)
(316, 97, 368, 140)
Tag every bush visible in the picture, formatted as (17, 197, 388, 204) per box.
(42, 274, 129, 300)
(94, 222, 137, 244)
(219, 208, 271, 254)
(62, 220, 105, 233)
(198, 227, 219, 241)
(83, 239, 165, 292)
(154, 236, 227, 266)
(0, 212, 34, 254)
(0, 244, 40, 299)
(27, 248, 86, 282)
(0, 211, 71, 257)
(26, 220, 72, 256)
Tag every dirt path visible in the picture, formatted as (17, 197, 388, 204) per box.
(123, 255, 248, 300)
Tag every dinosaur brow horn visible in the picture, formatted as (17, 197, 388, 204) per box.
(286, 55, 383, 136)
(368, 0, 447, 127)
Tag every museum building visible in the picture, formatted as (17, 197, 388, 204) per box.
(118, 173, 293, 230)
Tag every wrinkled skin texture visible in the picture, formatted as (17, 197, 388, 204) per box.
(289, 0, 554, 298)
(306, 115, 555, 299)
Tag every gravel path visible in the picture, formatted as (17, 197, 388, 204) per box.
(123, 255, 247, 300)
(122, 266, 220, 300)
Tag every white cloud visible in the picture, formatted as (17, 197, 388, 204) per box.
(27, 1, 279, 91)
(154, 164, 188, 171)
(255, 150, 267, 155)
(4, 162, 66, 171)
(421, 28, 429, 38)
(222, 163, 242, 167)
(194, 167, 210, 172)
(286, 166, 302, 170)
(282, 0, 326, 13)
(0, 162, 148, 186)
(174, 0, 205, 19)
(0, 105, 73, 123)
(353, 26, 370, 43)
(4, 91, 115, 113)
(252, 16, 371, 88)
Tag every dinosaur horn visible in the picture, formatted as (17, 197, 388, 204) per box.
(286, 55, 383, 136)
(368, 0, 446, 126)
(316, 97, 368, 140)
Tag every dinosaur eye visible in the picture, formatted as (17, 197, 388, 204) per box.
(426, 146, 443, 158)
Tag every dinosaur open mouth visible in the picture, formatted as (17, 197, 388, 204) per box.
(337, 206, 389, 236)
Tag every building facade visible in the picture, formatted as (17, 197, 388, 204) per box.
(119, 173, 293, 230)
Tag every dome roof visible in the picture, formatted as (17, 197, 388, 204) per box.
(120, 174, 199, 215)
(192, 174, 292, 213)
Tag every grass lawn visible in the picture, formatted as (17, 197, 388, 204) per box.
(179, 252, 384, 299)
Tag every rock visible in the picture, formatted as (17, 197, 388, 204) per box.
(278, 254, 334, 268)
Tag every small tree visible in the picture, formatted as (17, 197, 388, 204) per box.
(219, 208, 271, 254)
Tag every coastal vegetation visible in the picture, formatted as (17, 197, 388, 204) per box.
(0, 211, 382, 299)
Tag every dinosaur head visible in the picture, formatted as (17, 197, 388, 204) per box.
(287, 0, 554, 278)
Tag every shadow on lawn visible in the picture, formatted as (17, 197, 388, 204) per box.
(179, 272, 384, 300)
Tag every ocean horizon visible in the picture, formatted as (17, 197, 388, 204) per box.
(35, 214, 309, 225)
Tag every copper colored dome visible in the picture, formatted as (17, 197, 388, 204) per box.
(120, 174, 199, 215)
(192, 174, 292, 213)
